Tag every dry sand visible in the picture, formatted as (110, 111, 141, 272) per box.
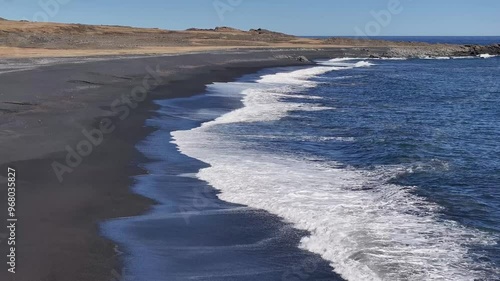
(0, 45, 349, 58)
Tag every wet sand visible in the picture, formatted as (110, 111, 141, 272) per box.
(0, 49, 365, 281)
(102, 71, 345, 280)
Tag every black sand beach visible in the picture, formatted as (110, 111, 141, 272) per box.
(0, 49, 368, 281)
(102, 68, 345, 280)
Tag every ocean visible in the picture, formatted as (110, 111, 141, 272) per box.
(103, 55, 500, 280)
(172, 56, 500, 280)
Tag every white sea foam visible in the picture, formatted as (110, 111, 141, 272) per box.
(171, 62, 498, 281)
(378, 57, 408, 60)
(479, 53, 497, 59)
(257, 66, 342, 85)
(353, 61, 374, 67)
(421, 55, 497, 60)
(451, 56, 477, 59)
(326, 57, 368, 62)
(320, 57, 408, 63)
(422, 56, 452, 60)
(319, 58, 375, 68)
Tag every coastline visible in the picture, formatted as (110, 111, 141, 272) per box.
(0, 48, 362, 281)
(163, 56, 500, 280)
(102, 66, 351, 280)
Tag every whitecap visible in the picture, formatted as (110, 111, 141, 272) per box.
(171, 64, 499, 281)
(479, 53, 497, 59)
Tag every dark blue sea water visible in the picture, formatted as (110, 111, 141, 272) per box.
(171, 57, 500, 280)
(303, 36, 500, 45)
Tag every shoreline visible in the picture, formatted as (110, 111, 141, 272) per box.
(0, 48, 360, 281)
(102, 66, 349, 280)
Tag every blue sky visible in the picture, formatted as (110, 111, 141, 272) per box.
(1, 0, 499, 36)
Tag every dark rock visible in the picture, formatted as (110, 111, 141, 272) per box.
(296, 56, 310, 62)
(213, 26, 242, 32)
(466, 44, 500, 56)
(249, 28, 291, 37)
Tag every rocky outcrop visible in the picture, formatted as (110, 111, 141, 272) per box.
(324, 36, 500, 58)
(249, 28, 293, 37)
(465, 44, 500, 56)
(383, 45, 465, 58)
(381, 44, 500, 58)
(296, 55, 310, 62)
(273, 54, 311, 63)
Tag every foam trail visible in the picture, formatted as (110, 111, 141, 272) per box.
(378, 57, 408, 60)
(171, 63, 498, 281)
(257, 66, 342, 85)
(451, 56, 477, 59)
(421, 55, 497, 60)
(479, 54, 497, 59)
(319, 58, 375, 68)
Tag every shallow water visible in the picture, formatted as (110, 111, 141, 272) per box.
(102, 86, 343, 280)
(172, 57, 500, 280)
